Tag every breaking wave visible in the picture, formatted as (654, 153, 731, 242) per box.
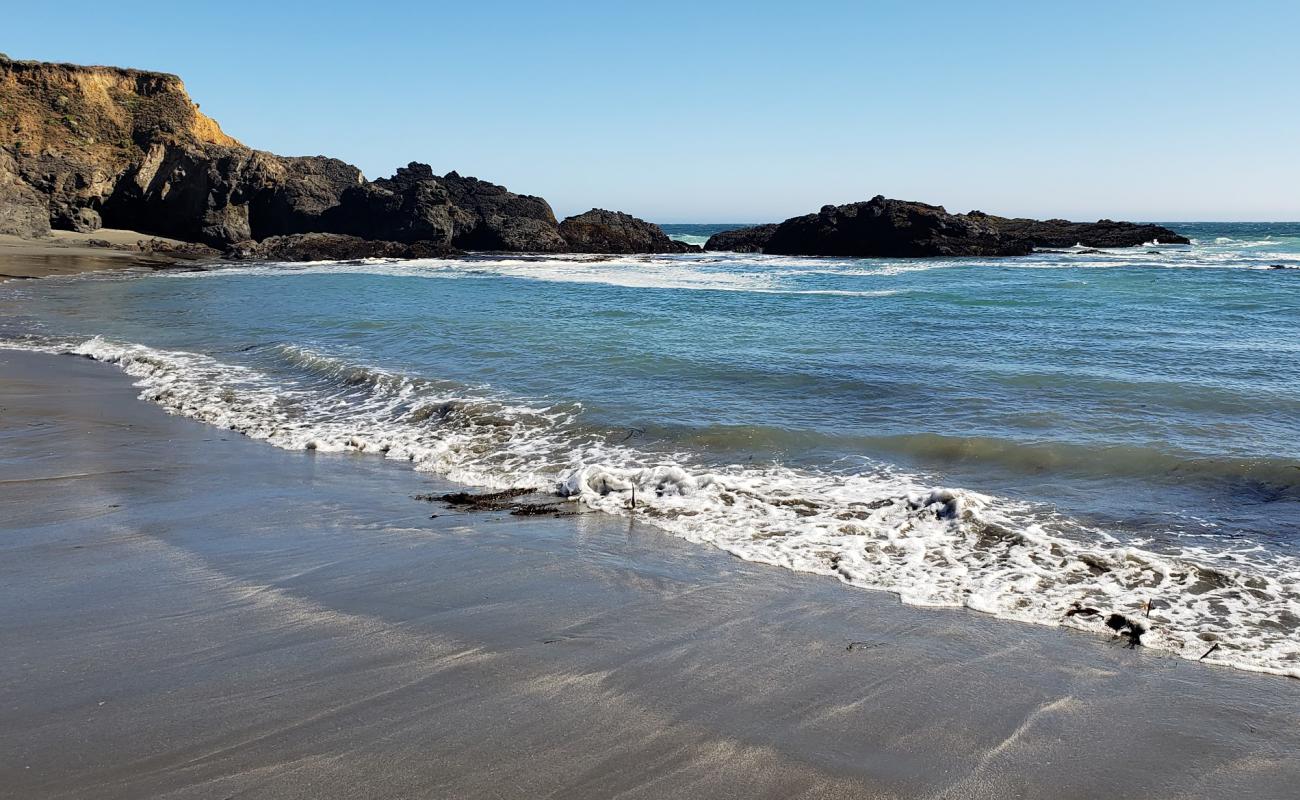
(7, 334, 1298, 680)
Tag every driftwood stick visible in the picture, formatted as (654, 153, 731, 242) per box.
(1199, 643, 1221, 661)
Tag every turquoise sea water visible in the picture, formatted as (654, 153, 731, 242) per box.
(661, 223, 755, 246)
(3, 222, 1298, 677)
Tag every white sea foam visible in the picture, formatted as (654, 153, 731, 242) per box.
(184, 255, 913, 296)
(155, 233, 1298, 303)
(6, 334, 1297, 680)
(668, 234, 711, 246)
(197, 255, 785, 294)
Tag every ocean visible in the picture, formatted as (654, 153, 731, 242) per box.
(659, 223, 750, 247)
(3, 222, 1298, 678)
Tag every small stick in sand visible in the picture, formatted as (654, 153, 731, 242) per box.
(628, 486, 636, 511)
(1199, 643, 1221, 661)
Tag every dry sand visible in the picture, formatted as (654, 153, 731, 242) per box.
(1, 348, 1298, 799)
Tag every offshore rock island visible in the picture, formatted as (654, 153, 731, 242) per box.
(705, 198, 1189, 256)
(2, 56, 1187, 261)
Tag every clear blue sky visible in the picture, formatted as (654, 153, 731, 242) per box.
(7, 1, 1298, 221)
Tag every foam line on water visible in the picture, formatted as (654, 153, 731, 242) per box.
(4, 334, 1296, 680)
(175, 242, 1300, 296)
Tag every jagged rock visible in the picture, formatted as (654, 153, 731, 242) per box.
(324, 163, 567, 252)
(78, 236, 220, 260)
(134, 238, 221, 260)
(0, 57, 1195, 259)
(763, 196, 1031, 257)
(324, 163, 458, 246)
(559, 209, 698, 254)
(65, 207, 102, 233)
(103, 142, 256, 244)
(1, 62, 552, 252)
(101, 142, 363, 247)
(966, 212, 1190, 248)
(0, 149, 50, 238)
(223, 233, 453, 262)
(704, 224, 778, 253)
(250, 156, 365, 238)
(438, 170, 567, 251)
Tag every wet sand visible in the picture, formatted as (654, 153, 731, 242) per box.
(0, 230, 191, 278)
(1, 348, 1297, 799)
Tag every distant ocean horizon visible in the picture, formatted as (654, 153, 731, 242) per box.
(4, 221, 1299, 679)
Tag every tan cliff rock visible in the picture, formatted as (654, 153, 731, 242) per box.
(0, 56, 362, 244)
(0, 56, 695, 256)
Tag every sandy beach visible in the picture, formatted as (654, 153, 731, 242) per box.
(2, 347, 1297, 799)
(0, 230, 195, 279)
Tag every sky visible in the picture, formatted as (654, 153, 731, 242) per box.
(5, 1, 1298, 222)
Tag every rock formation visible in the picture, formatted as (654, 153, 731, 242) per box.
(559, 209, 699, 254)
(0, 57, 364, 246)
(1, 56, 1191, 259)
(703, 223, 778, 253)
(965, 212, 1190, 248)
(0, 148, 50, 237)
(0, 58, 574, 254)
(224, 233, 452, 262)
(705, 201, 1189, 256)
(438, 171, 567, 251)
(762, 197, 1031, 258)
(325, 163, 567, 252)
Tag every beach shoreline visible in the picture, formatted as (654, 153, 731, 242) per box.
(0, 229, 205, 279)
(2, 347, 1297, 799)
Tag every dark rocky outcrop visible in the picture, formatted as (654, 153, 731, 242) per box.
(559, 209, 699, 254)
(133, 238, 222, 260)
(762, 197, 1031, 258)
(0, 56, 1192, 260)
(223, 233, 453, 262)
(250, 156, 365, 239)
(103, 143, 364, 246)
(78, 236, 222, 261)
(705, 198, 1190, 257)
(324, 163, 567, 252)
(438, 170, 567, 252)
(0, 58, 571, 255)
(324, 163, 458, 245)
(966, 212, 1190, 248)
(703, 224, 778, 253)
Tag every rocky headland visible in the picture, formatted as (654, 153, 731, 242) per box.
(0, 57, 683, 261)
(2, 56, 1188, 263)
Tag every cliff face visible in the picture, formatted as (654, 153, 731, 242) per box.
(0, 57, 367, 244)
(1, 57, 1190, 258)
(0, 57, 572, 253)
